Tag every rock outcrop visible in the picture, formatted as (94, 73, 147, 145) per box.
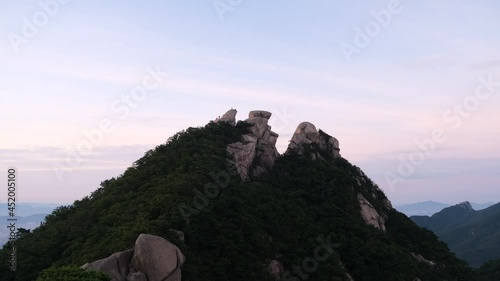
(286, 122, 340, 160)
(411, 252, 437, 267)
(82, 234, 184, 281)
(219, 109, 343, 179)
(223, 109, 279, 180)
(357, 193, 386, 232)
(214, 108, 237, 125)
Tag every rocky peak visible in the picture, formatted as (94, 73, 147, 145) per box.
(214, 108, 237, 125)
(286, 121, 341, 160)
(457, 201, 474, 211)
(221, 109, 279, 180)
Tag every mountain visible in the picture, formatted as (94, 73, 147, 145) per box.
(411, 202, 500, 267)
(395, 201, 451, 216)
(471, 202, 497, 211)
(0, 203, 60, 217)
(0, 109, 480, 281)
(0, 214, 48, 246)
(395, 201, 496, 217)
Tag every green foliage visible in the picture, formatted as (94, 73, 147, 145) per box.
(476, 258, 500, 281)
(36, 266, 110, 281)
(0, 120, 480, 281)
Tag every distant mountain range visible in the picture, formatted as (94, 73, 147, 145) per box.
(395, 201, 495, 216)
(0, 214, 49, 246)
(411, 201, 500, 267)
(0, 203, 61, 246)
(0, 203, 61, 217)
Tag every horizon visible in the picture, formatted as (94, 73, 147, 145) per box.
(1, 1, 499, 205)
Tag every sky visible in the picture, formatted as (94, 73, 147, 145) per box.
(0, 0, 499, 205)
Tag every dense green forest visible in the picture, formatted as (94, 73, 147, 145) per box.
(0, 121, 492, 280)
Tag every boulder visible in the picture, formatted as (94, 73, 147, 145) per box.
(131, 234, 184, 281)
(82, 234, 185, 281)
(286, 122, 341, 159)
(81, 249, 134, 281)
(215, 109, 237, 125)
(248, 110, 272, 119)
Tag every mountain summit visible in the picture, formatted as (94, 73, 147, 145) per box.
(0, 109, 480, 281)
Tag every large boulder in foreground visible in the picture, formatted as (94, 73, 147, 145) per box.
(81, 249, 134, 281)
(82, 234, 184, 281)
(131, 234, 185, 281)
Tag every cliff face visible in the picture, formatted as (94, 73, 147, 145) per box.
(222, 110, 280, 180)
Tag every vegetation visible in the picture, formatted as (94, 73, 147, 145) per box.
(476, 259, 500, 281)
(36, 266, 111, 281)
(0, 121, 485, 280)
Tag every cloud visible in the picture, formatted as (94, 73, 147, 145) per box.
(0, 145, 153, 172)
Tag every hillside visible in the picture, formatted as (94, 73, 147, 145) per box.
(412, 202, 500, 267)
(0, 110, 480, 281)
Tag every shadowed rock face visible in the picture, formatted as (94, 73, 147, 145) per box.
(286, 122, 341, 160)
(358, 194, 386, 232)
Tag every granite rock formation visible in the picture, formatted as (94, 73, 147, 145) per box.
(218, 109, 279, 180)
(82, 233, 184, 281)
(286, 121, 341, 160)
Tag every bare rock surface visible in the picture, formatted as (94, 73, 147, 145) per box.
(286, 121, 341, 159)
(215, 109, 237, 125)
(224, 109, 280, 180)
(81, 249, 134, 281)
(82, 234, 184, 281)
(358, 193, 386, 232)
(132, 234, 185, 281)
